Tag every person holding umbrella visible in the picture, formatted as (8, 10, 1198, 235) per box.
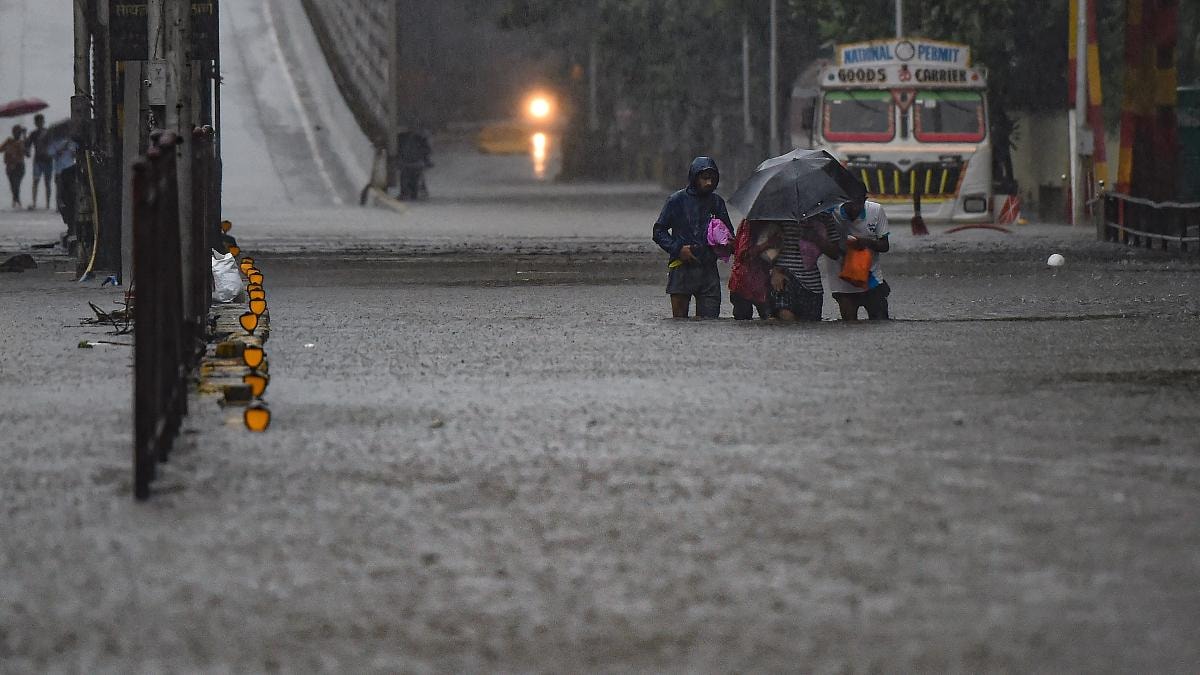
(728, 149, 867, 321)
(0, 98, 50, 209)
(652, 156, 734, 319)
(769, 214, 842, 321)
(1, 125, 27, 209)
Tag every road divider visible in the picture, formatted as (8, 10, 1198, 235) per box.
(196, 220, 274, 434)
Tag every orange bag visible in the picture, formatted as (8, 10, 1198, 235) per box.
(839, 246, 872, 288)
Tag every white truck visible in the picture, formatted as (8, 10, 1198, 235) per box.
(792, 38, 992, 223)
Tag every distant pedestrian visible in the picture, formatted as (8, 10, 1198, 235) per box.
(25, 114, 53, 210)
(768, 213, 842, 321)
(1, 125, 26, 209)
(728, 219, 779, 320)
(652, 156, 734, 318)
(826, 199, 891, 320)
(395, 129, 432, 200)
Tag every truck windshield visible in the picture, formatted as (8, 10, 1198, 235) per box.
(823, 91, 894, 142)
(913, 91, 986, 143)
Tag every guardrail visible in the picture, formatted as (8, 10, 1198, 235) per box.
(132, 129, 218, 500)
(1096, 191, 1200, 252)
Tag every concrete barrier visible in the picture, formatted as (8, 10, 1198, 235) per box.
(299, 0, 391, 145)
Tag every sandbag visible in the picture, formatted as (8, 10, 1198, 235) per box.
(211, 250, 241, 303)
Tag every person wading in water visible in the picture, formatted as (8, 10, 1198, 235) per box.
(652, 156, 734, 319)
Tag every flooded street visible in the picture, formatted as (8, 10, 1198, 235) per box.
(4, 171, 1199, 669)
(2, 0, 1199, 668)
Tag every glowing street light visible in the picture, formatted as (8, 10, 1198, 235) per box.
(528, 96, 552, 120)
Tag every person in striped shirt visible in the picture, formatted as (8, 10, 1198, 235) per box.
(768, 213, 842, 321)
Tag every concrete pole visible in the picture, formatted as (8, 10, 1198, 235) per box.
(743, 18, 753, 146)
(95, 0, 123, 272)
(73, 0, 91, 99)
(71, 0, 92, 275)
(148, 0, 164, 60)
(769, 0, 779, 156)
(896, 0, 903, 39)
(165, 0, 194, 319)
(1071, 0, 1088, 226)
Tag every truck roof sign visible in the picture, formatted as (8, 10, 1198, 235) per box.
(837, 39, 971, 68)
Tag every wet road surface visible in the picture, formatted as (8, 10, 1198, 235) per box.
(3, 190, 1199, 670)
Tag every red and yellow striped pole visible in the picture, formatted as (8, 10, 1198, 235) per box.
(1150, 0, 1180, 202)
(1117, 0, 1148, 195)
(1118, 0, 1180, 199)
(1085, 0, 1107, 192)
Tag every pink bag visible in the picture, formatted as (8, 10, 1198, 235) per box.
(706, 217, 733, 262)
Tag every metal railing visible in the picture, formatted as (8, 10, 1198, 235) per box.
(132, 129, 218, 500)
(1096, 191, 1200, 253)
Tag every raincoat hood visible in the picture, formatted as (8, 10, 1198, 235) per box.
(687, 156, 720, 194)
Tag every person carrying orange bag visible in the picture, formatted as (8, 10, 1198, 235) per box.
(839, 243, 873, 289)
(825, 199, 892, 320)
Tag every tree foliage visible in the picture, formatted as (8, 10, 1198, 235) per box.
(498, 0, 1139, 182)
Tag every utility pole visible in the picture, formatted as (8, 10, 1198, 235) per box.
(165, 0, 194, 319)
(72, 1, 90, 102)
(1071, 0, 1088, 226)
(743, 18, 753, 146)
(94, 0, 121, 272)
(768, 0, 779, 157)
(71, 0, 92, 273)
(896, 0, 904, 38)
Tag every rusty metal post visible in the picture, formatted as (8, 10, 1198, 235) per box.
(132, 156, 156, 500)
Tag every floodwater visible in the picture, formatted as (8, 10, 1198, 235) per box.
(3, 185, 1199, 670)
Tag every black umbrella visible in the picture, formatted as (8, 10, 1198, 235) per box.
(729, 149, 867, 222)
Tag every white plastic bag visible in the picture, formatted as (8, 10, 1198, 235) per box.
(211, 250, 242, 303)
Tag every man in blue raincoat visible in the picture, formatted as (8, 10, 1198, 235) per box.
(652, 156, 734, 318)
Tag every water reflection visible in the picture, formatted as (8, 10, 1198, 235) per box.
(531, 132, 549, 180)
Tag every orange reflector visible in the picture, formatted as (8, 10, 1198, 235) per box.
(244, 405, 271, 432)
(246, 283, 263, 292)
(243, 344, 265, 370)
(248, 289, 266, 301)
(249, 298, 267, 316)
(248, 272, 264, 286)
(220, 219, 233, 233)
(243, 372, 269, 397)
(239, 312, 259, 334)
(228, 245, 241, 257)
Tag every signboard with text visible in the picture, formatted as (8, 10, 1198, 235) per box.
(110, 1, 219, 61)
(820, 63, 986, 90)
(836, 39, 971, 68)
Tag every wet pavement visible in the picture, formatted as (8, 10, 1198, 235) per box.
(2, 187, 1199, 671)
